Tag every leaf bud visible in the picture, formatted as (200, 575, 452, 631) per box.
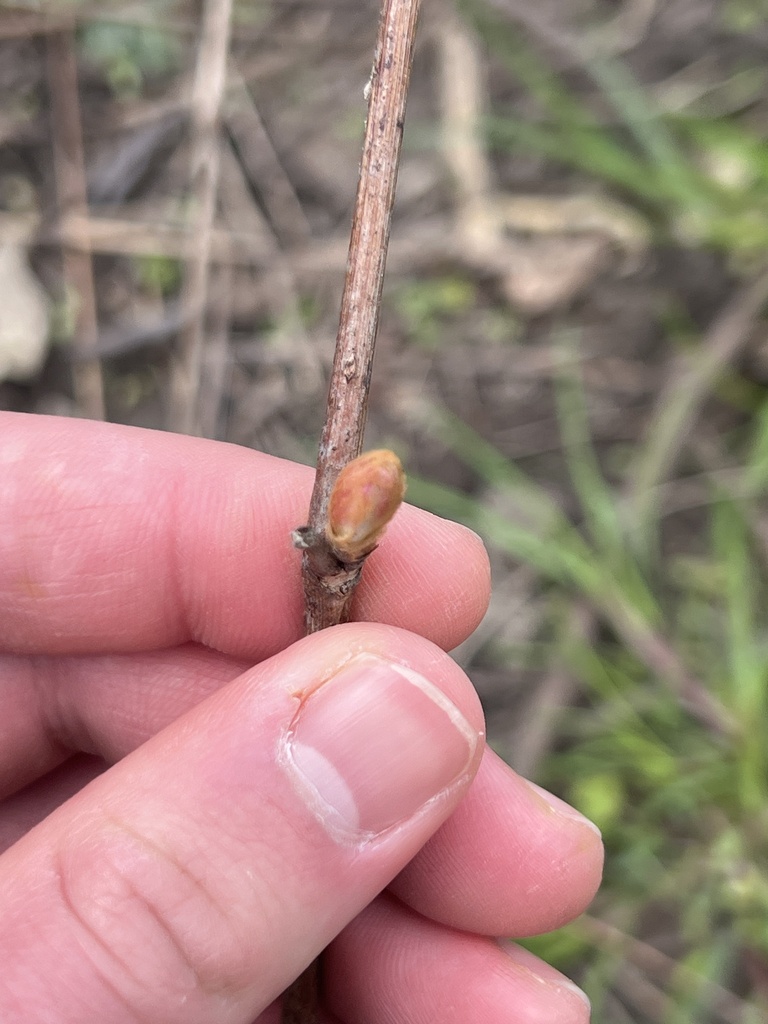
(326, 449, 406, 562)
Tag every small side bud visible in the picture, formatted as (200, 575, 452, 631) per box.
(291, 526, 318, 550)
(326, 449, 406, 562)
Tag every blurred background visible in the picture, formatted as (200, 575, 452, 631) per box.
(1, 0, 768, 1019)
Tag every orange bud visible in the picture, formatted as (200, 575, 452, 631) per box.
(326, 449, 406, 562)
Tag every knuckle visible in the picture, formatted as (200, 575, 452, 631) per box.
(54, 815, 257, 1017)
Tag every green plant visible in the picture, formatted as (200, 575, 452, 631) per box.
(135, 254, 182, 297)
(392, 276, 477, 348)
(78, 19, 182, 98)
(460, 0, 768, 258)
(407, 340, 768, 1018)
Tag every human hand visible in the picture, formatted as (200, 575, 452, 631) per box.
(0, 413, 602, 1023)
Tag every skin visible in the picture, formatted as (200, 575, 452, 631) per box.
(0, 412, 603, 1024)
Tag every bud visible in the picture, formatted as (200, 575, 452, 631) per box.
(326, 449, 406, 562)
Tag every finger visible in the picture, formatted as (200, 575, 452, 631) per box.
(251, 1004, 340, 1024)
(0, 645, 247, 796)
(2, 657, 601, 941)
(391, 748, 604, 936)
(1, 661, 601, 939)
(326, 895, 590, 1024)
(0, 623, 484, 1024)
(0, 413, 489, 656)
(0, 755, 106, 853)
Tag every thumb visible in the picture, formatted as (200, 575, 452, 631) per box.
(0, 623, 484, 1024)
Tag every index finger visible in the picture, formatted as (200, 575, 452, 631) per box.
(0, 414, 490, 657)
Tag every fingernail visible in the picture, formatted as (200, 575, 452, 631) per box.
(281, 657, 478, 840)
(498, 941, 592, 1012)
(558, 977, 591, 1012)
(525, 780, 602, 838)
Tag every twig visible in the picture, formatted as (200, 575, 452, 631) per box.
(434, 3, 646, 314)
(167, 0, 233, 435)
(217, 136, 323, 400)
(512, 603, 593, 778)
(284, 4, 422, 1021)
(436, 3, 495, 253)
(580, 916, 751, 1024)
(45, 28, 105, 420)
(613, 961, 676, 1022)
(2, 193, 642, 287)
(626, 268, 768, 537)
(596, 583, 737, 738)
(224, 65, 313, 248)
(196, 259, 233, 440)
(0, 8, 69, 39)
(296, 0, 422, 636)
